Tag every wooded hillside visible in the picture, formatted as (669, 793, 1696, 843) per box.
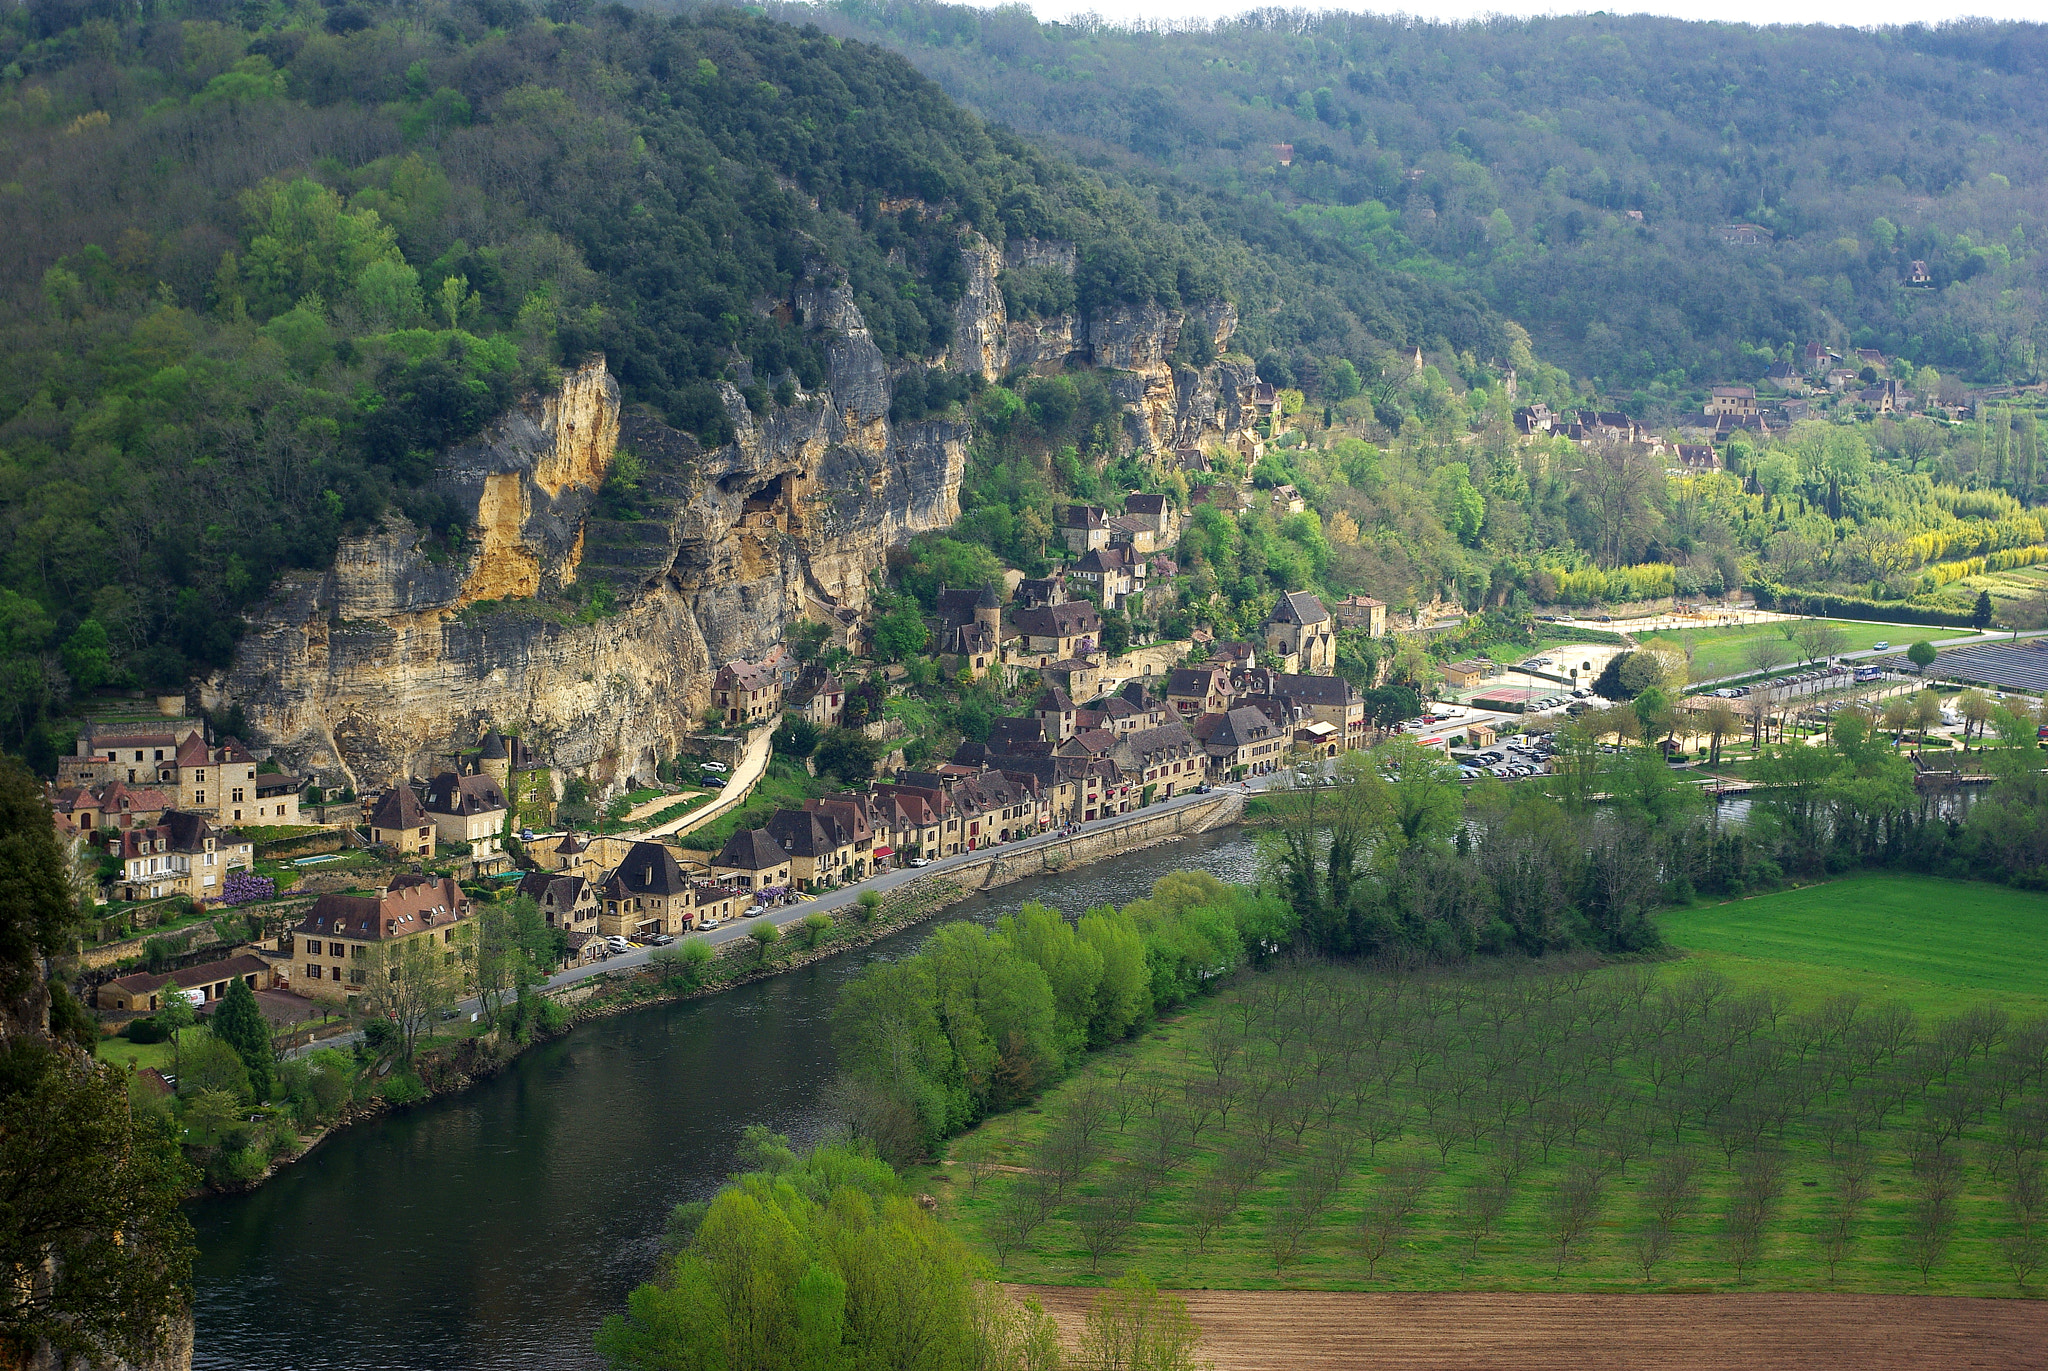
(793, 3, 2048, 403)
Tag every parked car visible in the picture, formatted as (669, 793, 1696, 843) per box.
(1194, 784, 1212, 794)
(649, 934, 674, 947)
(907, 856, 931, 868)
(605, 936, 631, 951)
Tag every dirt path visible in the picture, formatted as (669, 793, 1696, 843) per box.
(1012, 1287, 2048, 1370)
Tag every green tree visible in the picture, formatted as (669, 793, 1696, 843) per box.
(1907, 640, 1938, 672)
(0, 759, 80, 1003)
(210, 976, 273, 1102)
(1076, 1270, 1207, 1371)
(1973, 590, 1995, 630)
(748, 921, 782, 965)
(871, 607, 930, 663)
(175, 1031, 252, 1103)
(364, 932, 463, 1064)
(814, 729, 882, 786)
(773, 714, 819, 759)
(59, 619, 111, 696)
(999, 903, 1105, 1066)
(473, 895, 546, 1030)
(0, 1041, 196, 1365)
(596, 1138, 1051, 1371)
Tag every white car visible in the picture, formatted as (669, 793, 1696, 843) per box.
(701, 761, 729, 773)
(907, 857, 931, 868)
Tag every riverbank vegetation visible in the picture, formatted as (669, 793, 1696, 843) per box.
(596, 1127, 1212, 1371)
(832, 874, 1295, 1161)
(595, 1129, 1064, 1371)
(932, 929, 2048, 1295)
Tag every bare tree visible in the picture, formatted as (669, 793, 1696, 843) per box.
(1456, 1177, 1510, 1263)
(989, 1175, 1052, 1266)
(2000, 1163, 2045, 1289)
(1905, 1149, 1964, 1284)
(1545, 1161, 1605, 1273)
(1354, 1157, 1435, 1279)
(364, 931, 465, 1064)
(1629, 1221, 1674, 1283)
(1819, 1142, 1874, 1282)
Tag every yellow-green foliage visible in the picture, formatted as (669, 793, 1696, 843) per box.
(1550, 562, 1675, 605)
(1914, 543, 2048, 593)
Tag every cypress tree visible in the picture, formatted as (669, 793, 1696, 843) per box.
(211, 975, 273, 1102)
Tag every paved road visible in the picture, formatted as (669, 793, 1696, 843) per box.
(543, 774, 1263, 991)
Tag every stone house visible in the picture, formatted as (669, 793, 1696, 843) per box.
(711, 828, 793, 892)
(1057, 504, 1110, 554)
(765, 809, 862, 890)
(1010, 601, 1102, 664)
(712, 659, 782, 728)
(1331, 594, 1388, 637)
(1705, 386, 1758, 417)
(516, 871, 599, 938)
(1039, 659, 1101, 702)
(932, 585, 1002, 680)
(106, 810, 252, 903)
(1166, 664, 1233, 719)
(1121, 491, 1178, 544)
(1441, 659, 1496, 690)
(870, 780, 962, 857)
(249, 771, 302, 825)
(98, 952, 274, 1013)
(1116, 721, 1204, 798)
(1070, 546, 1144, 613)
(369, 785, 436, 857)
(1194, 706, 1288, 778)
(1262, 591, 1335, 675)
(598, 841, 696, 936)
(1267, 673, 1370, 752)
(58, 718, 206, 789)
(287, 877, 471, 1004)
(49, 779, 172, 838)
(792, 673, 848, 728)
(424, 772, 509, 858)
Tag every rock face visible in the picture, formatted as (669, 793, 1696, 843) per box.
(209, 246, 1256, 795)
(210, 323, 962, 794)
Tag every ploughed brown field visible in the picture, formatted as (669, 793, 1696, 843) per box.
(1014, 1287, 2048, 1369)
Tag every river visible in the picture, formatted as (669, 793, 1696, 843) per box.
(187, 828, 1263, 1371)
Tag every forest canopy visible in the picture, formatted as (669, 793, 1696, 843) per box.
(792, 3, 2048, 406)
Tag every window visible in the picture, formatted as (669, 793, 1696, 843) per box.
(352, 945, 365, 960)
(307, 963, 320, 978)
(349, 968, 365, 984)
(306, 940, 322, 956)
(195, 791, 205, 805)
(231, 788, 244, 803)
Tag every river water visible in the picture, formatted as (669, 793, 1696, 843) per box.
(187, 829, 1262, 1371)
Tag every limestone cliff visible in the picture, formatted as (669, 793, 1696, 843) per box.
(209, 243, 1256, 795)
(209, 298, 963, 795)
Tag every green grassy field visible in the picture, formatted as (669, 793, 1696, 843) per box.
(1638, 619, 1974, 682)
(674, 756, 824, 850)
(1661, 876, 2048, 1015)
(927, 876, 2048, 1298)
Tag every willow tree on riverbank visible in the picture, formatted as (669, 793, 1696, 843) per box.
(595, 1132, 1060, 1371)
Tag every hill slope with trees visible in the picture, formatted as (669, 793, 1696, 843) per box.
(0, 0, 1519, 765)
(789, 3, 2048, 405)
